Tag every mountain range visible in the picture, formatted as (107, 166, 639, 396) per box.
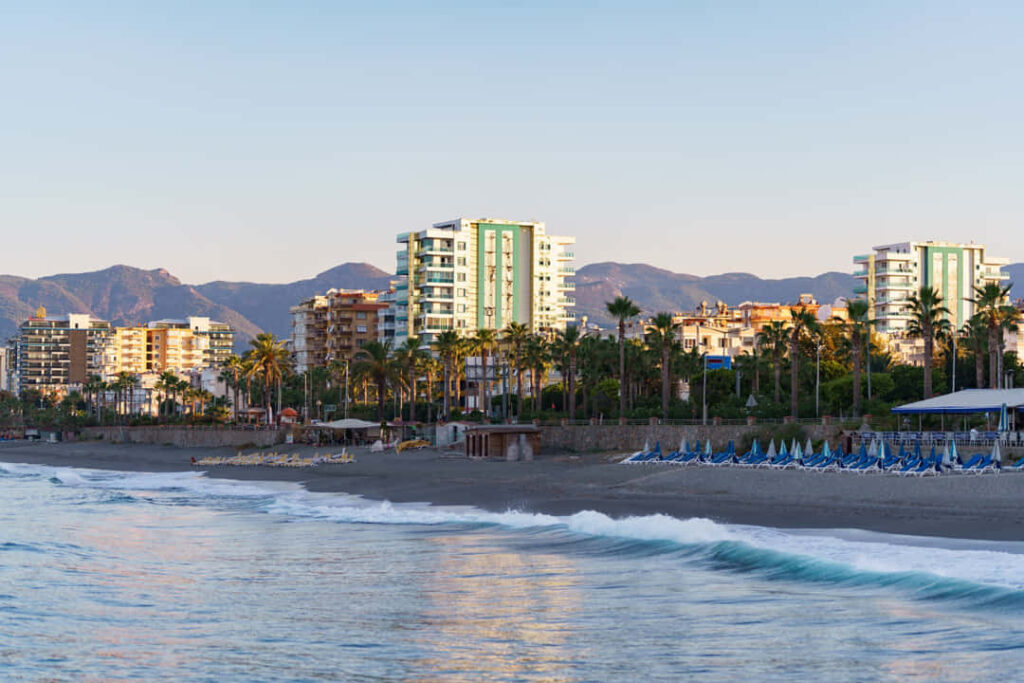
(0, 261, 1019, 349)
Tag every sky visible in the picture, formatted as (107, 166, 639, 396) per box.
(2, 1, 1023, 284)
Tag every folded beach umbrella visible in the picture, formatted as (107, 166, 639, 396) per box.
(765, 440, 777, 460)
(868, 439, 878, 458)
(790, 438, 798, 455)
(992, 441, 1002, 463)
(643, 439, 650, 454)
(779, 440, 789, 457)
(822, 441, 831, 458)
(804, 437, 814, 456)
(950, 440, 961, 465)
(941, 442, 951, 468)
(704, 439, 713, 456)
(793, 442, 803, 461)
(998, 403, 1009, 432)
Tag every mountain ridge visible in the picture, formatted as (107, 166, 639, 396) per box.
(0, 262, 1019, 351)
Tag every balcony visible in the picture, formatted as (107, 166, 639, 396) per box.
(853, 285, 868, 294)
(853, 254, 870, 263)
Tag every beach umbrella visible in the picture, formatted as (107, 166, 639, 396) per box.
(804, 437, 814, 456)
(793, 442, 803, 461)
(704, 439, 713, 456)
(998, 403, 1009, 432)
(942, 442, 951, 468)
(790, 438, 798, 455)
(992, 441, 1002, 464)
(868, 439, 878, 458)
(679, 438, 688, 454)
(878, 440, 887, 460)
(765, 440, 777, 460)
(779, 440, 789, 457)
(950, 440, 961, 466)
(822, 440, 831, 459)
(643, 439, 650, 453)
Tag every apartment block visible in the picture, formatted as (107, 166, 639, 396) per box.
(17, 310, 114, 395)
(853, 241, 1008, 334)
(291, 289, 389, 374)
(393, 218, 575, 345)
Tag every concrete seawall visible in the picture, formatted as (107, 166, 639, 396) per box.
(82, 426, 286, 449)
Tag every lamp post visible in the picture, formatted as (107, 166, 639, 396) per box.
(702, 352, 708, 426)
(951, 331, 957, 393)
(815, 342, 822, 418)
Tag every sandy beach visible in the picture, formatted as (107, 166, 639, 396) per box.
(2, 440, 1022, 541)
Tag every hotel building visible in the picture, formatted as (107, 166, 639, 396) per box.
(853, 242, 1008, 334)
(392, 218, 575, 345)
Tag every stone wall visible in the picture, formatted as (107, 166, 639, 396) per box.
(81, 426, 286, 449)
(538, 422, 839, 453)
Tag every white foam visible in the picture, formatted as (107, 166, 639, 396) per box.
(5, 460, 1024, 591)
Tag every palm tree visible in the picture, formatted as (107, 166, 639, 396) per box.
(503, 322, 530, 417)
(757, 321, 789, 404)
(523, 334, 549, 410)
(394, 337, 425, 421)
(962, 316, 987, 388)
(556, 327, 582, 419)
(222, 354, 244, 422)
(646, 313, 681, 418)
(472, 329, 499, 416)
(788, 307, 820, 418)
(433, 330, 461, 419)
(971, 283, 1013, 388)
(905, 287, 950, 398)
(246, 333, 290, 423)
(606, 296, 641, 418)
(840, 299, 872, 415)
(354, 340, 398, 420)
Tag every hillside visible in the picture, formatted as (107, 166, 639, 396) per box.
(195, 263, 393, 339)
(573, 263, 859, 326)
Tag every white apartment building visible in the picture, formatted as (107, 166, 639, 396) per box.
(853, 241, 1008, 334)
(392, 218, 575, 345)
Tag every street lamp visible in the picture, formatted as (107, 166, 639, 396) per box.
(702, 351, 708, 426)
(815, 342, 822, 418)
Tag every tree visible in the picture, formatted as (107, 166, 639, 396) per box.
(503, 321, 530, 418)
(472, 329, 499, 416)
(840, 299, 873, 415)
(606, 296, 641, 417)
(394, 337, 426, 422)
(433, 330, 461, 419)
(905, 286, 950, 399)
(222, 354, 244, 422)
(757, 321, 789, 404)
(788, 307, 820, 418)
(646, 313, 681, 418)
(523, 334, 549, 409)
(971, 283, 1013, 388)
(246, 333, 290, 423)
(354, 340, 398, 420)
(556, 327, 582, 419)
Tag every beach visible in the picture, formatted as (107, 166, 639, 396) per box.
(2, 439, 1021, 541)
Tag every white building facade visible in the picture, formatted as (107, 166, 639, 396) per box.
(853, 241, 1008, 334)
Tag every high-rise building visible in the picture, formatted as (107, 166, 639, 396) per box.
(17, 310, 114, 395)
(146, 317, 235, 369)
(0, 347, 8, 392)
(393, 218, 575, 345)
(853, 241, 1008, 334)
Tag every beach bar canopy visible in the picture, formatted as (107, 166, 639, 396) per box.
(317, 418, 381, 430)
(891, 389, 1024, 415)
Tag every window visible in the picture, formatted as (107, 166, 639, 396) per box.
(356, 312, 366, 319)
(457, 242, 466, 250)
(457, 257, 467, 266)
(457, 273, 467, 282)
(356, 325, 367, 333)
(458, 304, 466, 313)
(457, 288, 466, 296)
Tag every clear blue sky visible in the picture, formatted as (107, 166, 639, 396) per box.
(2, 1, 1022, 283)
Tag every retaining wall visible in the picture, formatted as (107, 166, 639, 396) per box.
(81, 426, 286, 449)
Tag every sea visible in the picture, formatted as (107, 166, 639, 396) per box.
(1, 461, 1022, 682)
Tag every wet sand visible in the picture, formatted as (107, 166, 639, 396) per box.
(2, 440, 1022, 541)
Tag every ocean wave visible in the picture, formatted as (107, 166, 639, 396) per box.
(4, 460, 1023, 608)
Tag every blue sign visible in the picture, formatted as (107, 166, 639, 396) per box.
(706, 355, 732, 370)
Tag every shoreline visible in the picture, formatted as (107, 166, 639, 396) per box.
(2, 441, 1022, 541)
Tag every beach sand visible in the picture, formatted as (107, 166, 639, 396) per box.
(2, 440, 1022, 541)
